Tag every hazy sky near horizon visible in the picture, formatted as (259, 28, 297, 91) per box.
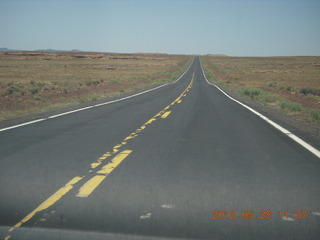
(1, 0, 319, 56)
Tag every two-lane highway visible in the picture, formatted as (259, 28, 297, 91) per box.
(1, 57, 320, 240)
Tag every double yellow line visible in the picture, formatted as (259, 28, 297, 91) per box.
(5, 73, 194, 239)
(76, 73, 194, 198)
(77, 150, 132, 197)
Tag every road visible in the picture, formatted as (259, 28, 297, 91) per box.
(1, 57, 320, 240)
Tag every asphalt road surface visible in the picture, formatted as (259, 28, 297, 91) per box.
(1, 57, 320, 240)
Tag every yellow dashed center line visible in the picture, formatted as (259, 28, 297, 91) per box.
(77, 150, 132, 197)
(9, 176, 83, 232)
(76, 175, 106, 198)
(89, 74, 194, 169)
(161, 111, 172, 119)
(6, 73, 194, 237)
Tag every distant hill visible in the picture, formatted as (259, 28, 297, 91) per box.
(36, 49, 82, 52)
(0, 48, 19, 52)
(0, 47, 82, 52)
(206, 54, 228, 57)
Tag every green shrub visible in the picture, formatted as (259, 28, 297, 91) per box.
(206, 71, 216, 81)
(258, 92, 278, 103)
(285, 86, 294, 91)
(280, 99, 302, 112)
(90, 94, 100, 101)
(5, 84, 26, 96)
(29, 87, 40, 94)
(299, 87, 320, 96)
(240, 87, 261, 99)
(85, 80, 94, 86)
(34, 94, 42, 101)
(309, 110, 320, 122)
(267, 81, 278, 87)
(111, 78, 119, 84)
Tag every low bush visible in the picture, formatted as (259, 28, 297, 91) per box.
(299, 87, 320, 96)
(280, 99, 302, 112)
(309, 110, 320, 122)
(29, 87, 40, 94)
(267, 81, 278, 87)
(90, 94, 101, 101)
(206, 71, 216, 81)
(258, 92, 278, 103)
(240, 87, 261, 99)
(34, 94, 42, 101)
(4, 84, 26, 96)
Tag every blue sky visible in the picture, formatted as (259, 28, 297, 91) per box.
(1, 0, 319, 56)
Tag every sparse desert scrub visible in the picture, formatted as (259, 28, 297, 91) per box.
(202, 56, 320, 125)
(0, 52, 191, 122)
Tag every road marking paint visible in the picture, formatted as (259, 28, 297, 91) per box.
(91, 161, 105, 169)
(76, 175, 106, 198)
(4, 235, 11, 240)
(78, 150, 132, 197)
(177, 100, 182, 103)
(281, 216, 295, 222)
(171, 57, 195, 84)
(89, 77, 194, 170)
(97, 150, 132, 175)
(48, 106, 95, 119)
(4, 61, 195, 236)
(9, 176, 83, 232)
(0, 119, 45, 133)
(0, 58, 195, 133)
(112, 148, 119, 153)
(84, 73, 194, 197)
(161, 204, 175, 209)
(140, 212, 152, 219)
(200, 59, 320, 159)
(161, 111, 172, 119)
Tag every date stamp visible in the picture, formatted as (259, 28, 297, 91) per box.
(212, 210, 308, 220)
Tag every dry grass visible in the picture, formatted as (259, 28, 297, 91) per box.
(0, 52, 191, 122)
(201, 56, 320, 123)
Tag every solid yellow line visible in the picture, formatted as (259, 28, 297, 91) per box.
(77, 150, 132, 198)
(10, 176, 83, 231)
(161, 111, 172, 119)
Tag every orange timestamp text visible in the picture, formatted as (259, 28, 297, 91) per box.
(212, 210, 308, 220)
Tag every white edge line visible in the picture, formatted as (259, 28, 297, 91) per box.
(0, 119, 46, 132)
(199, 58, 320, 159)
(171, 57, 195, 84)
(0, 57, 195, 133)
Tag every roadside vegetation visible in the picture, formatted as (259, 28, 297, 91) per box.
(201, 56, 320, 124)
(0, 52, 191, 122)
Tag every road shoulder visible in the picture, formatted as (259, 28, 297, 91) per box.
(214, 84, 320, 150)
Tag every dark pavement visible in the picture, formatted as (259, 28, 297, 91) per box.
(1, 57, 320, 240)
